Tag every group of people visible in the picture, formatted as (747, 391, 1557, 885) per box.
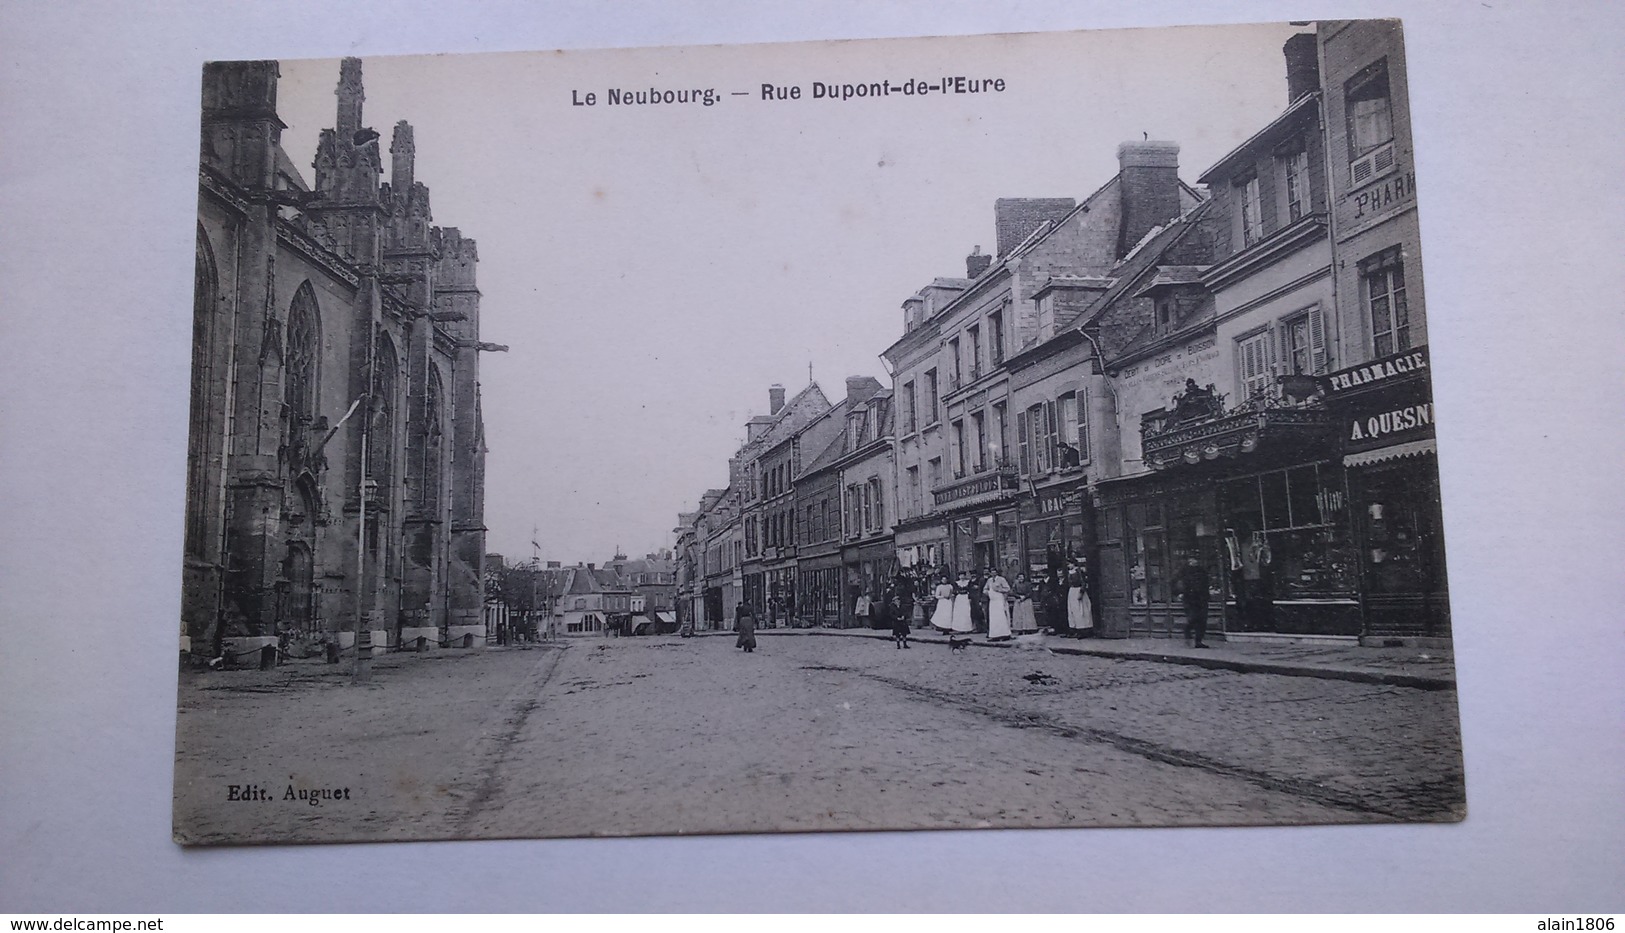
(731, 554, 1113, 653)
(919, 561, 1096, 641)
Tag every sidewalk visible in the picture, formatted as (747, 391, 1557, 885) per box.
(729, 627, 1455, 690)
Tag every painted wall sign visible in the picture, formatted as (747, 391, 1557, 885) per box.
(1350, 171, 1416, 219)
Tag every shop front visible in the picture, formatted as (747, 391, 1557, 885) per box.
(839, 539, 895, 628)
(1019, 478, 1091, 574)
(1097, 388, 1356, 638)
(933, 468, 1021, 576)
(762, 561, 797, 628)
(892, 518, 947, 577)
(1324, 346, 1449, 641)
(797, 553, 841, 628)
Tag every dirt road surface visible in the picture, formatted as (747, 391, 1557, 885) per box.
(173, 634, 1463, 844)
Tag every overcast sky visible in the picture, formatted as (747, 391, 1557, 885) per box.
(273, 22, 1305, 564)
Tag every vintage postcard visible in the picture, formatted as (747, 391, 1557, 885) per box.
(174, 20, 1464, 845)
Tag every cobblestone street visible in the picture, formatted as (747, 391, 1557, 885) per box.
(173, 634, 1463, 845)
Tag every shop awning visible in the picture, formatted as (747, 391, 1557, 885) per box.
(1343, 437, 1437, 467)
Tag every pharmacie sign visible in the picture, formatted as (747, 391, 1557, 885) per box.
(1328, 346, 1437, 452)
(1325, 345, 1429, 394)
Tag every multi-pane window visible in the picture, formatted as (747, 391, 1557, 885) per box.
(903, 381, 916, 434)
(1238, 330, 1275, 400)
(1058, 394, 1080, 467)
(907, 465, 920, 517)
(924, 369, 939, 425)
(1019, 402, 1059, 474)
(1346, 59, 1394, 159)
(1283, 148, 1309, 222)
(948, 338, 962, 390)
(1363, 248, 1410, 357)
(928, 457, 942, 490)
(1239, 175, 1264, 245)
(988, 310, 1004, 365)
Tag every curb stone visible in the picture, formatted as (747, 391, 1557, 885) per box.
(697, 627, 1455, 690)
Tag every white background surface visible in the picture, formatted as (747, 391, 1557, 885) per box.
(1, 0, 1622, 913)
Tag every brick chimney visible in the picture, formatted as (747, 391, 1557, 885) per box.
(1116, 140, 1182, 259)
(768, 384, 786, 415)
(966, 245, 992, 279)
(994, 198, 1076, 257)
(1284, 33, 1320, 104)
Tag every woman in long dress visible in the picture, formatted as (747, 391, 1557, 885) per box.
(1066, 563, 1095, 637)
(949, 572, 976, 634)
(1010, 573, 1038, 634)
(930, 573, 956, 632)
(985, 570, 1012, 641)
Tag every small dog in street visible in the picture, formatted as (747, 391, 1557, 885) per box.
(948, 636, 971, 652)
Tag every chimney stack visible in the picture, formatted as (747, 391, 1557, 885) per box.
(994, 199, 1076, 257)
(1284, 33, 1320, 104)
(769, 384, 786, 415)
(966, 245, 992, 279)
(1116, 140, 1182, 258)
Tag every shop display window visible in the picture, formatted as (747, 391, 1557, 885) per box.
(1221, 463, 1357, 598)
(1361, 468, 1444, 596)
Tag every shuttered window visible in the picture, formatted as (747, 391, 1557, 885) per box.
(1016, 409, 1030, 475)
(1239, 331, 1275, 399)
(1284, 307, 1329, 375)
(1044, 400, 1060, 471)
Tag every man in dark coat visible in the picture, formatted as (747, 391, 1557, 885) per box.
(1175, 555, 1211, 648)
(734, 601, 758, 652)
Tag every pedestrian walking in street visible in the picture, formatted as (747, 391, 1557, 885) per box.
(985, 568, 1012, 641)
(1175, 555, 1211, 648)
(734, 601, 758, 653)
(1010, 572, 1038, 634)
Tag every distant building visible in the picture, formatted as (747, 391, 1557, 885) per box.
(552, 563, 633, 635)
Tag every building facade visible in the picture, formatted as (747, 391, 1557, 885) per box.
(186, 58, 489, 661)
(671, 22, 1449, 646)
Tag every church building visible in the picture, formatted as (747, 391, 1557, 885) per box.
(184, 58, 492, 661)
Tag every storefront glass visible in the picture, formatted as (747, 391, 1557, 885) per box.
(1219, 462, 1356, 599)
(1359, 464, 1445, 597)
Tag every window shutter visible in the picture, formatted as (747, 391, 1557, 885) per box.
(1044, 400, 1059, 472)
(1078, 388, 1091, 463)
(1309, 308, 1328, 374)
(1017, 409, 1030, 474)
